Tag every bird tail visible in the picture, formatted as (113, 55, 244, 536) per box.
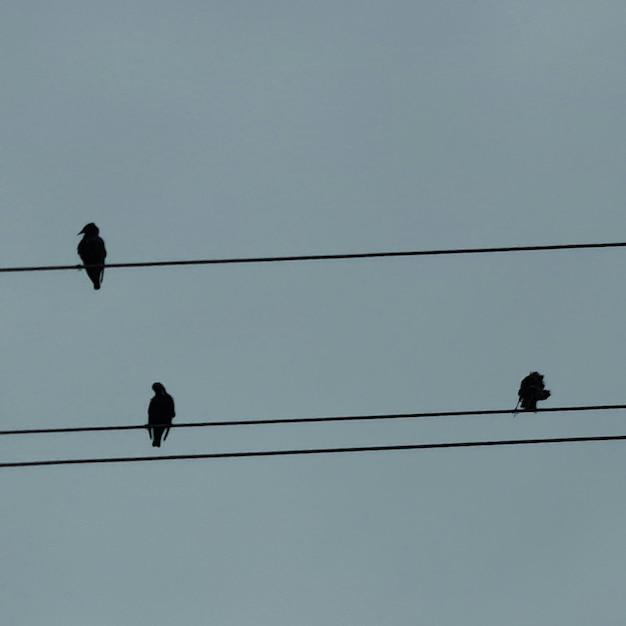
(151, 427, 163, 447)
(86, 267, 102, 290)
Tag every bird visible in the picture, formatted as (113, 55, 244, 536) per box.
(77, 223, 106, 290)
(148, 383, 176, 447)
(517, 371, 551, 411)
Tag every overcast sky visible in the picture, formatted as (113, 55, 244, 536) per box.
(2, 1, 626, 624)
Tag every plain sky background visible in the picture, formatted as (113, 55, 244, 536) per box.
(2, 1, 626, 624)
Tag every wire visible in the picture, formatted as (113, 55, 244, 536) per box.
(2, 433, 626, 469)
(1, 404, 624, 437)
(1, 241, 626, 274)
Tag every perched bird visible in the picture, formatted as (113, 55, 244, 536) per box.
(148, 382, 176, 447)
(517, 371, 551, 411)
(77, 223, 106, 290)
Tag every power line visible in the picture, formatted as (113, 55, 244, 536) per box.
(0, 404, 624, 437)
(2, 240, 626, 274)
(2, 433, 626, 469)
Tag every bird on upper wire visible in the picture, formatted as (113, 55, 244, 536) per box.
(148, 383, 176, 447)
(77, 223, 106, 290)
(517, 371, 551, 411)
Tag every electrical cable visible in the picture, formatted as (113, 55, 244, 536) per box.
(1, 404, 624, 437)
(2, 433, 626, 469)
(1, 240, 626, 274)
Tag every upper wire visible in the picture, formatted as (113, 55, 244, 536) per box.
(1, 241, 626, 274)
(1, 404, 624, 437)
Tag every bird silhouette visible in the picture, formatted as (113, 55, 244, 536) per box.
(77, 223, 106, 289)
(148, 383, 176, 447)
(517, 371, 551, 411)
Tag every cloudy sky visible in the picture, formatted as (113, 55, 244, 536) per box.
(2, 1, 626, 624)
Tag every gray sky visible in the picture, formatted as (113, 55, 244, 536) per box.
(2, 1, 626, 624)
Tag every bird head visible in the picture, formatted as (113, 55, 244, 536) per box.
(78, 223, 99, 236)
(152, 382, 166, 394)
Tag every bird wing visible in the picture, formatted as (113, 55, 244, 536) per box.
(149, 395, 174, 425)
(166, 394, 176, 419)
(77, 236, 106, 264)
